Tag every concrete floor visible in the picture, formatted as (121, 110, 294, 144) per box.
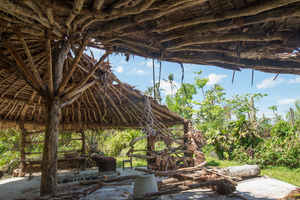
(0, 167, 298, 200)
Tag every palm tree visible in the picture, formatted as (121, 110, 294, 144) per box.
(144, 86, 154, 96)
(155, 82, 165, 103)
(164, 73, 176, 95)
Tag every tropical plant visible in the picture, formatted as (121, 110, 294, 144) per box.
(165, 83, 197, 119)
(163, 73, 177, 95)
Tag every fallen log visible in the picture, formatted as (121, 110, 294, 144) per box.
(218, 164, 260, 177)
(135, 161, 207, 174)
(157, 178, 179, 186)
(84, 183, 103, 196)
(79, 175, 136, 185)
(103, 182, 133, 186)
(204, 168, 242, 181)
(132, 179, 236, 199)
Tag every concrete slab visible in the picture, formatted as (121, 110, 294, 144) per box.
(0, 168, 298, 200)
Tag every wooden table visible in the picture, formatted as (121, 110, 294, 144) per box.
(24, 157, 86, 180)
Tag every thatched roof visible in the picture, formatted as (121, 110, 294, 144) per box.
(1, 0, 300, 75)
(1, 0, 300, 130)
(0, 54, 183, 130)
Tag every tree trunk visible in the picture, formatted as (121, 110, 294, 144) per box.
(40, 40, 69, 196)
(40, 100, 61, 196)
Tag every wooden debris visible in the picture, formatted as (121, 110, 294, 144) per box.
(84, 183, 103, 196)
(79, 175, 136, 185)
(128, 122, 206, 171)
(132, 179, 236, 200)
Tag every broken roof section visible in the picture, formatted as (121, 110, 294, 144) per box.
(1, 0, 300, 75)
(0, 52, 183, 130)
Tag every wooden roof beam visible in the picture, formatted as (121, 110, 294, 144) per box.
(61, 51, 110, 98)
(93, 0, 105, 12)
(105, 93, 129, 125)
(1, 34, 46, 97)
(73, 0, 84, 14)
(172, 52, 300, 72)
(57, 33, 90, 95)
(160, 0, 300, 32)
(19, 35, 47, 93)
(45, 30, 53, 95)
(160, 5, 300, 42)
(134, 0, 205, 23)
(108, 0, 155, 16)
(166, 34, 282, 50)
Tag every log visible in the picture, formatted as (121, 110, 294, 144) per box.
(157, 178, 179, 186)
(132, 179, 236, 199)
(218, 165, 260, 177)
(135, 161, 207, 174)
(79, 175, 136, 185)
(84, 183, 103, 196)
(204, 168, 242, 181)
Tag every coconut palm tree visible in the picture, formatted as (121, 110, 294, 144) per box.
(164, 73, 176, 95)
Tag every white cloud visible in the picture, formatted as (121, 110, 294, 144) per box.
(145, 60, 159, 68)
(287, 76, 300, 83)
(159, 80, 180, 95)
(115, 66, 123, 73)
(130, 68, 145, 75)
(256, 77, 284, 89)
(206, 73, 227, 86)
(277, 98, 296, 106)
(139, 61, 145, 65)
(146, 60, 152, 67)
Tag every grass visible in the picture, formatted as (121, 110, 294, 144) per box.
(261, 167, 300, 187)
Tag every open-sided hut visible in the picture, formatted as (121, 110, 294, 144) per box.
(1, 0, 300, 196)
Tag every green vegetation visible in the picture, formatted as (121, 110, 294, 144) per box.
(164, 71, 300, 170)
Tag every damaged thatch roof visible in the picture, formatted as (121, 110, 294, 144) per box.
(1, 0, 300, 130)
(0, 51, 183, 130)
(1, 0, 300, 75)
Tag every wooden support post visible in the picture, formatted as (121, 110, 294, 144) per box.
(79, 129, 86, 170)
(183, 119, 194, 167)
(19, 122, 27, 177)
(41, 100, 60, 196)
(40, 41, 70, 196)
(80, 129, 86, 155)
(146, 135, 155, 169)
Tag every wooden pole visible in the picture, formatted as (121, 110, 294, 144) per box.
(146, 135, 155, 169)
(183, 119, 194, 167)
(19, 122, 27, 177)
(152, 59, 156, 100)
(41, 99, 60, 196)
(80, 129, 86, 155)
(40, 41, 70, 196)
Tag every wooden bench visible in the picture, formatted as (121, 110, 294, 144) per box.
(24, 157, 86, 180)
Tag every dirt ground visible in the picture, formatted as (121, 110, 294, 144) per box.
(0, 167, 298, 200)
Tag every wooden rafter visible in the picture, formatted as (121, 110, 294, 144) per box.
(57, 33, 90, 95)
(19, 35, 47, 93)
(62, 51, 110, 98)
(1, 34, 45, 97)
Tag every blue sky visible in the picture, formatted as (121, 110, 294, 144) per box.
(92, 49, 300, 119)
